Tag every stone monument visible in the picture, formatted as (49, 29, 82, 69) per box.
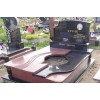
(2, 17, 24, 51)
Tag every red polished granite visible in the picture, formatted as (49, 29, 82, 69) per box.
(4, 46, 89, 83)
(4, 46, 71, 82)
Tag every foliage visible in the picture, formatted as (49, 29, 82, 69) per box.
(24, 42, 33, 48)
(86, 17, 94, 23)
(0, 27, 6, 33)
(0, 18, 4, 25)
(36, 40, 50, 49)
(36, 40, 50, 50)
(25, 34, 38, 40)
(85, 17, 94, 32)
(24, 40, 50, 50)
(89, 45, 100, 50)
(42, 34, 49, 38)
(38, 33, 49, 39)
(0, 32, 7, 43)
(0, 18, 7, 43)
(96, 24, 100, 32)
(25, 32, 50, 40)
(21, 33, 27, 39)
(0, 18, 6, 34)
(90, 23, 94, 32)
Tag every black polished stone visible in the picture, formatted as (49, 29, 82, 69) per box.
(36, 51, 89, 77)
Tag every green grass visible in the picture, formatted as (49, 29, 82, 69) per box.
(89, 45, 100, 50)
(24, 41, 100, 51)
(24, 40, 50, 50)
(36, 40, 50, 50)
(24, 42, 33, 48)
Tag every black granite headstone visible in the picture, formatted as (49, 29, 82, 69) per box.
(2, 17, 24, 50)
(51, 20, 90, 51)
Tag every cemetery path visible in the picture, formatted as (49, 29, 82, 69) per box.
(0, 50, 100, 83)
(0, 66, 7, 82)
(79, 50, 100, 83)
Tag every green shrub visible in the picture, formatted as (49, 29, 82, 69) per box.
(0, 27, 6, 34)
(42, 34, 49, 38)
(90, 23, 94, 32)
(0, 32, 7, 43)
(96, 24, 100, 32)
(86, 17, 94, 23)
(0, 18, 4, 25)
(38, 33, 49, 39)
(25, 34, 37, 40)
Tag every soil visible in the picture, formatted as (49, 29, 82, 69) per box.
(0, 50, 100, 83)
